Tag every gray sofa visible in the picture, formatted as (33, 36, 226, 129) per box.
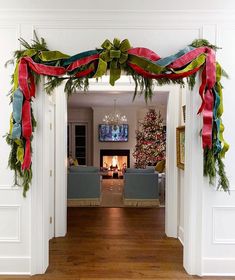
(123, 167, 159, 207)
(67, 166, 101, 206)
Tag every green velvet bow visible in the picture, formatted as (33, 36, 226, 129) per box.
(94, 38, 131, 85)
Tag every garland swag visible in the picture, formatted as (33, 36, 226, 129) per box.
(5, 33, 229, 196)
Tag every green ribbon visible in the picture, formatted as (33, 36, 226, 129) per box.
(9, 113, 13, 135)
(15, 139, 24, 164)
(128, 54, 164, 74)
(172, 54, 206, 74)
(13, 63, 19, 91)
(94, 38, 131, 85)
(215, 62, 229, 157)
(219, 122, 229, 157)
(38, 51, 70, 62)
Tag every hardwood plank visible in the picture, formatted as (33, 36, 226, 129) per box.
(0, 207, 233, 279)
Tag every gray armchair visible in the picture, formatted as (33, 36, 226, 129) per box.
(67, 166, 101, 206)
(123, 168, 159, 207)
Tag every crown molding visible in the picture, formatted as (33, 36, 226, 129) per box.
(0, 9, 235, 23)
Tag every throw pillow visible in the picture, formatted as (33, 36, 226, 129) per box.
(155, 160, 165, 173)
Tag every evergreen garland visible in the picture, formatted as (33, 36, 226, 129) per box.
(5, 34, 230, 195)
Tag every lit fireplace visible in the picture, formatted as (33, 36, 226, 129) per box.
(102, 155, 128, 171)
(100, 149, 130, 171)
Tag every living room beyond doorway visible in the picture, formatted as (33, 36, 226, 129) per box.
(67, 89, 167, 209)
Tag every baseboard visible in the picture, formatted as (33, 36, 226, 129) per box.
(67, 198, 100, 207)
(123, 199, 159, 207)
(0, 256, 31, 275)
(202, 257, 235, 276)
(178, 226, 184, 245)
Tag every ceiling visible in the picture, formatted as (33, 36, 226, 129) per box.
(67, 90, 169, 108)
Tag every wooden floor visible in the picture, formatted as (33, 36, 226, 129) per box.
(0, 207, 233, 280)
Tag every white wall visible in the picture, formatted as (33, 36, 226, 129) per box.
(0, 3, 235, 276)
(200, 24, 235, 276)
(0, 26, 31, 274)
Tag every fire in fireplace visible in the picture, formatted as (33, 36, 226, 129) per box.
(102, 155, 128, 171)
(100, 149, 130, 171)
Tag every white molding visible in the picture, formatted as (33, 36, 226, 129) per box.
(0, 205, 21, 242)
(30, 82, 49, 275)
(32, 23, 202, 30)
(0, 256, 31, 275)
(1, 9, 235, 23)
(0, 185, 20, 190)
(183, 77, 204, 275)
(202, 257, 235, 276)
(165, 85, 180, 238)
(54, 85, 67, 237)
(212, 206, 235, 244)
(178, 226, 184, 246)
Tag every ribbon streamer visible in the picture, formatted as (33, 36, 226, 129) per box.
(12, 88, 23, 139)
(21, 100, 32, 170)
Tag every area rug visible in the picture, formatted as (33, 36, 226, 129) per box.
(101, 179, 124, 207)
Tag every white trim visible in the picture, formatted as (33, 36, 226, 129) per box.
(202, 258, 235, 276)
(183, 77, 204, 275)
(0, 256, 31, 275)
(1, 9, 235, 23)
(165, 86, 180, 238)
(30, 82, 49, 275)
(54, 86, 67, 237)
(0, 205, 21, 243)
(212, 206, 235, 244)
(178, 226, 184, 246)
(0, 185, 20, 190)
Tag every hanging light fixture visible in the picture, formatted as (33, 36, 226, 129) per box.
(102, 99, 127, 125)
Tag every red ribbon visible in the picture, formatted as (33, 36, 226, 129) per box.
(66, 54, 99, 72)
(170, 47, 207, 69)
(19, 60, 31, 100)
(128, 62, 200, 79)
(128, 48, 161, 61)
(75, 67, 94, 78)
(129, 46, 216, 149)
(23, 57, 66, 76)
(21, 100, 32, 170)
(202, 89, 214, 149)
(197, 67, 207, 114)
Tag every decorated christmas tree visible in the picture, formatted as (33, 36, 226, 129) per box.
(133, 109, 166, 168)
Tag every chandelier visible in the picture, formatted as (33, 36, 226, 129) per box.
(102, 99, 127, 125)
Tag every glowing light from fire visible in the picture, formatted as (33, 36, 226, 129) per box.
(112, 156, 118, 168)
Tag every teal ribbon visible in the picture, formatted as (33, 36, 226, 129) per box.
(213, 87, 222, 154)
(12, 88, 23, 139)
(156, 46, 195, 67)
(62, 50, 100, 67)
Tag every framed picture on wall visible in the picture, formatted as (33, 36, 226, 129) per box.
(176, 126, 185, 170)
